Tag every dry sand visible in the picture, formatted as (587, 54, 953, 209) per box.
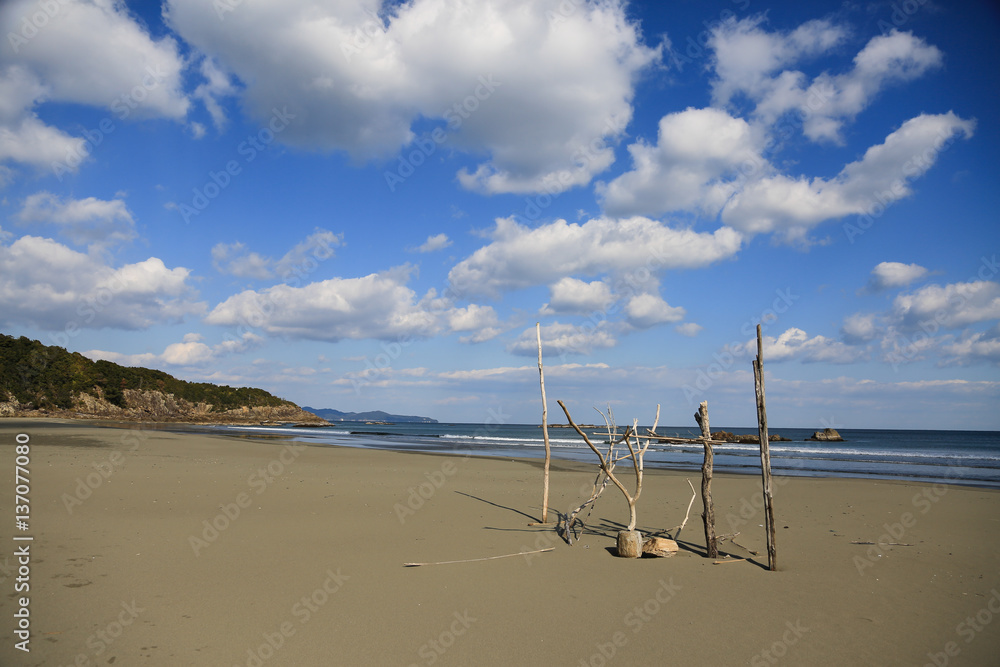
(1, 418, 999, 666)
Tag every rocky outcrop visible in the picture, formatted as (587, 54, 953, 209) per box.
(711, 431, 791, 444)
(808, 428, 844, 442)
(0, 392, 23, 417)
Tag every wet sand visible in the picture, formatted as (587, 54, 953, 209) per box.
(1, 418, 999, 666)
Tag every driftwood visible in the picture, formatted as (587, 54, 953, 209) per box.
(663, 478, 697, 541)
(642, 536, 679, 557)
(753, 324, 777, 571)
(558, 401, 658, 558)
(557, 401, 655, 534)
(536, 323, 552, 524)
(695, 401, 718, 559)
(403, 548, 554, 567)
(559, 431, 618, 544)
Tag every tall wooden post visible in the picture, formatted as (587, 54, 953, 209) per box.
(695, 401, 718, 558)
(753, 324, 777, 571)
(537, 323, 551, 524)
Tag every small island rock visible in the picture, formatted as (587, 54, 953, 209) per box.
(808, 428, 844, 442)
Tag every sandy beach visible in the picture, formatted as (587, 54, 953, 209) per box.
(2, 419, 999, 666)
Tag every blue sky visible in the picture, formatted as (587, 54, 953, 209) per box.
(1, 0, 998, 429)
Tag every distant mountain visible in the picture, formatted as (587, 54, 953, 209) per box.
(0, 333, 325, 424)
(302, 406, 437, 423)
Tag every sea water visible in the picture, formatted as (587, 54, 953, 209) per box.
(211, 423, 1000, 489)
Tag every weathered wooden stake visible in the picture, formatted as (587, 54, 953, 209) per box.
(536, 323, 551, 524)
(754, 324, 777, 571)
(695, 400, 718, 559)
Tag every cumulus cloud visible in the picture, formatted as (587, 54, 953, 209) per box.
(87, 331, 263, 368)
(720, 112, 975, 242)
(889, 280, 1000, 332)
(839, 280, 1000, 367)
(709, 18, 942, 143)
(0, 0, 189, 174)
(507, 321, 618, 357)
(601, 112, 972, 238)
(675, 322, 704, 337)
(732, 327, 866, 363)
(863, 261, 929, 293)
(605, 18, 965, 240)
(624, 293, 685, 328)
(448, 216, 742, 297)
(447, 303, 502, 343)
(205, 265, 438, 341)
(599, 107, 765, 218)
(708, 16, 848, 110)
(940, 326, 1000, 366)
(0, 235, 204, 330)
(17, 191, 135, 249)
(165, 0, 659, 194)
(840, 312, 880, 345)
(541, 277, 615, 315)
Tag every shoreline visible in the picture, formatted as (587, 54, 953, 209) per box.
(2, 419, 1000, 665)
(10, 416, 998, 490)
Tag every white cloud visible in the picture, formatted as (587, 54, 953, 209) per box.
(709, 19, 942, 143)
(863, 261, 929, 293)
(87, 331, 263, 368)
(211, 229, 340, 281)
(437, 362, 609, 382)
(941, 326, 1000, 366)
(840, 280, 1000, 368)
(675, 322, 703, 337)
(624, 293, 685, 328)
(273, 229, 341, 281)
(734, 327, 866, 363)
(890, 280, 1000, 332)
(720, 112, 975, 242)
(212, 242, 274, 280)
(415, 233, 452, 253)
(708, 16, 848, 110)
(601, 99, 972, 238)
(0, 0, 189, 174)
(599, 107, 764, 218)
(0, 65, 85, 170)
(192, 56, 237, 131)
(0, 235, 204, 330)
(840, 312, 880, 344)
(507, 321, 618, 357)
(448, 216, 742, 297)
(205, 265, 442, 342)
(84, 349, 159, 368)
(447, 303, 501, 343)
(541, 277, 614, 315)
(17, 191, 135, 249)
(165, 0, 659, 194)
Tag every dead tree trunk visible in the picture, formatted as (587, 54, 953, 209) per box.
(695, 401, 718, 559)
(537, 323, 551, 524)
(754, 324, 777, 571)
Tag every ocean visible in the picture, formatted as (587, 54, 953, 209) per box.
(209, 422, 1000, 489)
